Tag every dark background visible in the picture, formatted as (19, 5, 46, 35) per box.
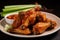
(0, 0, 60, 40)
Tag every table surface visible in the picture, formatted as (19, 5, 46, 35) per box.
(0, 30, 60, 40)
(0, 9, 60, 40)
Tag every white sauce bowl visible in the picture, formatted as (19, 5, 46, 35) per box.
(4, 13, 18, 24)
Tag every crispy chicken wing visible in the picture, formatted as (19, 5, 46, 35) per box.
(19, 8, 38, 29)
(36, 12, 46, 22)
(12, 28, 31, 35)
(12, 15, 22, 28)
(46, 18, 57, 29)
(33, 22, 50, 34)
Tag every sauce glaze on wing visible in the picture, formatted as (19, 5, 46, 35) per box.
(33, 22, 51, 34)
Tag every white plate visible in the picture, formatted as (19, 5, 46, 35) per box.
(0, 11, 60, 38)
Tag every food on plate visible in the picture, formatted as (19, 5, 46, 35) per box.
(5, 5, 57, 35)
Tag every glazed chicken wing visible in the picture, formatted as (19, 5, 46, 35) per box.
(46, 18, 57, 29)
(33, 22, 50, 34)
(12, 15, 22, 28)
(12, 28, 31, 35)
(19, 8, 38, 29)
(36, 12, 46, 22)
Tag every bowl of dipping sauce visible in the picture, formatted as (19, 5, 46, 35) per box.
(5, 13, 18, 24)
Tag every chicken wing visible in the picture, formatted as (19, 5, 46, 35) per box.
(36, 12, 46, 22)
(19, 8, 37, 29)
(12, 28, 31, 35)
(33, 22, 50, 34)
(46, 18, 57, 29)
(12, 15, 22, 28)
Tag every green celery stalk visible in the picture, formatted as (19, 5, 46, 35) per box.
(5, 5, 35, 9)
(2, 7, 32, 17)
(3, 6, 34, 12)
(3, 7, 33, 14)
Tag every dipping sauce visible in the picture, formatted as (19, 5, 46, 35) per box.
(7, 14, 18, 20)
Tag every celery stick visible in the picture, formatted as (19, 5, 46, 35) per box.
(5, 24, 12, 31)
(3, 6, 34, 12)
(5, 5, 35, 9)
(2, 8, 31, 17)
(5, 5, 41, 9)
(3, 7, 33, 13)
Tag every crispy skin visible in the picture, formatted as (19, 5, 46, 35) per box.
(28, 12, 37, 24)
(46, 18, 57, 29)
(19, 8, 37, 29)
(36, 12, 46, 22)
(51, 20, 57, 28)
(12, 28, 31, 35)
(12, 15, 22, 28)
(12, 11, 30, 28)
(33, 22, 50, 34)
(19, 19, 29, 29)
(19, 13, 37, 30)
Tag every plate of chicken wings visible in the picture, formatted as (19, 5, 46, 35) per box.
(0, 5, 60, 38)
